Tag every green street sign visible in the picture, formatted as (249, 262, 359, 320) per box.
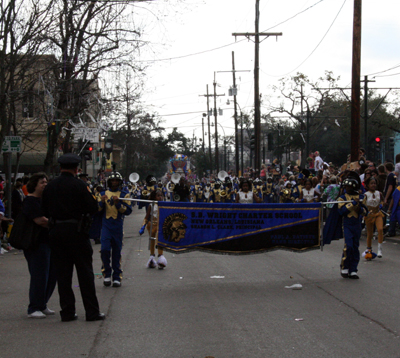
(2, 136, 21, 153)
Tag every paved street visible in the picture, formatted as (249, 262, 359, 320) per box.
(1, 206, 400, 358)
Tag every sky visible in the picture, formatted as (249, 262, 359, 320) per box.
(133, 0, 400, 142)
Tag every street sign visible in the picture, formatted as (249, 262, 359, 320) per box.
(2, 136, 21, 153)
(71, 128, 100, 143)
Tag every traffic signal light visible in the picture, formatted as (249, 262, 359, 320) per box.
(104, 137, 113, 155)
(250, 134, 255, 150)
(267, 133, 273, 151)
(84, 141, 93, 160)
(389, 137, 395, 150)
(375, 137, 381, 152)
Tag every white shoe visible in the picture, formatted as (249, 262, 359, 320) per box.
(28, 311, 46, 319)
(147, 255, 157, 269)
(157, 255, 167, 269)
(377, 247, 382, 258)
(42, 308, 55, 315)
(112, 280, 121, 287)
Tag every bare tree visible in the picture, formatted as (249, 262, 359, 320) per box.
(42, 0, 149, 173)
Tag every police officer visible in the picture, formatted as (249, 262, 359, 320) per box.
(42, 153, 105, 322)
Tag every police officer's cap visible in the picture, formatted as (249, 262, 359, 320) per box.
(58, 153, 81, 168)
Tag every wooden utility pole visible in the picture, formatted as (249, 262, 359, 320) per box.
(233, 0, 282, 172)
(216, 53, 250, 175)
(199, 85, 213, 166)
(350, 0, 362, 162)
(213, 73, 225, 173)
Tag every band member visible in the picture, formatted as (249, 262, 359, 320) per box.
(138, 175, 157, 210)
(253, 178, 263, 202)
(204, 182, 212, 202)
(363, 177, 384, 259)
(143, 190, 167, 269)
(209, 180, 224, 203)
(193, 181, 205, 203)
(263, 177, 275, 203)
(280, 182, 295, 203)
(157, 181, 167, 201)
(338, 174, 367, 279)
(173, 177, 190, 202)
(222, 177, 235, 203)
(98, 172, 132, 287)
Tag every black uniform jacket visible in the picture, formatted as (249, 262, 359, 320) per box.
(42, 172, 98, 220)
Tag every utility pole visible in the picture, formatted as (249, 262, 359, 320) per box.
(201, 113, 206, 152)
(213, 73, 225, 173)
(350, 0, 362, 162)
(233, 0, 282, 172)
(199, 85, 213, 167)
(217, 53, 250, 176)
(361, 75, 375, 158)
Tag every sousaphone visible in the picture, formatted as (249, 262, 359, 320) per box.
(129, 172, 139, 191)
(218, 170, 229, 182)
(167, 173, 181, 192)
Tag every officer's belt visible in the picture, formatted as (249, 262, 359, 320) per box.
(54, 219, 79, 224)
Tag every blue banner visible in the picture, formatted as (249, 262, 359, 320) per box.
(157, 202, 322, 254)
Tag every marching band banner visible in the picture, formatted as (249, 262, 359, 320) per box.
(157, 202, 322, 255)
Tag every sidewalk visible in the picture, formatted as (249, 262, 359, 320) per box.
(0, 205, 146, 358)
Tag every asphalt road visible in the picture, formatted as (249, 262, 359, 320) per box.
(1, 206, 400, 358)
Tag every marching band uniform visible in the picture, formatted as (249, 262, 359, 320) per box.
(263, 178, 274, 203)
(363, 187, 384, 259)
(194, 182, 205, 203)
(138, 176, 157, 210)
(253, 178, 263, 202)
(143, 190, 167, 269)
(209, 181, 223, 203)
(279, 182, 295, 203)
(172, 178, 190, 202)
(204, 183, 212, 203)
(338, 177, 367, 279)
(98, 172, 132, 287)
(222, 178, 235, 203)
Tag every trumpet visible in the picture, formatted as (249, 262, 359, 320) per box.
(282, 188, 291, 196)
(142, 189, 150, 197)
(220, 190, 228, 197)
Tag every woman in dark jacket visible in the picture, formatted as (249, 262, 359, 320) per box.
(23, 173, 57, 319)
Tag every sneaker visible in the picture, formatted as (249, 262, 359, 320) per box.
(377, 248, 382, 258)
(349, 272, 359, 279)
(157, 255, 167, 269)
(112, 280, 121, 287)
(103, 277, 112, 287)
(28, 311, 46, 319)
(341, 269, 349, 278)
(42, 308, 55, 315)
(147, 255, 157, 269)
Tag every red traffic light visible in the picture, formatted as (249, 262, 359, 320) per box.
(375, 137, 381, 143)
(88, 146, 93, 151)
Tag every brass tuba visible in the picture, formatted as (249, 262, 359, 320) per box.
(167, 173, 181, 192)
(129, 172, 139, 192)
(218, 170, 229, 182)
